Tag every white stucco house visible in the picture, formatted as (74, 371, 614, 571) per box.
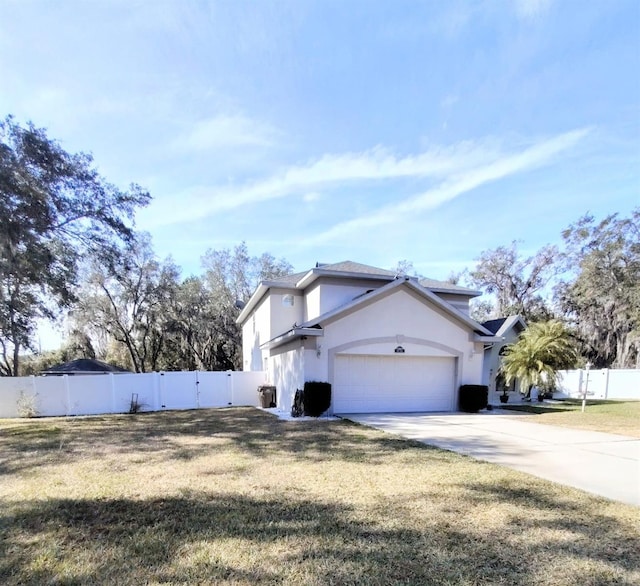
(481, 315, 527, 403)
(237, 261, 501, 414)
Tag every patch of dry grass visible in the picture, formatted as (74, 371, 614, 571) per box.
(1, 408, 639, 585)
(501, 400, 640, 437)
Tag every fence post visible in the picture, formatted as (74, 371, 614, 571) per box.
(195, 371, 200, 409)
(603, 368, 610, 400)
(110, 373, 117, 414)
(157, 372, 164, 409)
(64, 374, 71, 416)
(30, 375, 38, 417)
(576, 369, 583, 399)
(228, 371, 233, 406)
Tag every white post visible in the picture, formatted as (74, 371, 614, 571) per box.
(110, 373, 117, 414)
(64, 374, 71, 416)
(30, 375, 38, 417)
(581, 362, 591, 413)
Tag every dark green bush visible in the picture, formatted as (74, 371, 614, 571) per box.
(458, 384, 488, 413)
(303, 381, 332, 417)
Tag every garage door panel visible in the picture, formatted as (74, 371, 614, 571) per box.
(333, 354, 455, 413)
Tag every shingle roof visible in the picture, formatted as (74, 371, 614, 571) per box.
(269, 270, 308, 285)
(481, 318, 508, 334)
(269, 261, 478, 294)
(318, 260, 397, 277)
(418, 278, 480, 295)
(42, 358, 131, 375)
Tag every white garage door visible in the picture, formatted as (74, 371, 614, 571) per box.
(333, 354, 456, 413)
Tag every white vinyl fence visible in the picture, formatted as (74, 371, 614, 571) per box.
(0, 370, 267, 419)
(555, 368, 640, 400)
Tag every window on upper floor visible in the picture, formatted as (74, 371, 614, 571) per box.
(282, 294, 295, 307)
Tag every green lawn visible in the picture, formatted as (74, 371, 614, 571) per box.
(500, 399, 640, 437)
(1, 408, 639, 585)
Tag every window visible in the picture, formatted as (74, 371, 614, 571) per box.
(282, 294, 294, 307)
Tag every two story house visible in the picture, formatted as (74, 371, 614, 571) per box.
(237, 261, 499, 414)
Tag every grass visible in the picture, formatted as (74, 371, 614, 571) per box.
(500, 399, 640, 437)
(0, 408, 639, 585)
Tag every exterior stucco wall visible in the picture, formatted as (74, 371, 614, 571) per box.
(268, 288, 303, 339)
(242, 296, 270, 371)
(433, 292, 473, 316)
(316, 287, 484, 395)
(305, 277, 390, 322)
(304, 284, 321, 322)
(270, 340, 305, 412)
(243, 289, 303, 373)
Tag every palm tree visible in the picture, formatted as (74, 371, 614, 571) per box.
(500, 320, 578, 396)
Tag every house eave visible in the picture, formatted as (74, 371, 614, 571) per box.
(474, 335, 503, 343)
(295, 268, 395, 289)
(428, 286, 483, 298)
(260, 327, 324, 350)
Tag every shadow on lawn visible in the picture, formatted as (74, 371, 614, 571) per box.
(0, 493, 431, 585)
(0, 408, 449, 475)
(2, 489, 639, 586)
(460, 481, 640, 579)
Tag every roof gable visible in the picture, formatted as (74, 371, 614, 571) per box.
(302, 277, 493, 336)
(237, 259, 482, 325)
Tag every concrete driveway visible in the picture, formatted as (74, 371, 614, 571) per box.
(341, 411, 640, 506)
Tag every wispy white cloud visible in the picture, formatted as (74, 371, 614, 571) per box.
(171, 113, 279, 153)
(140, 140, 504, 227)
(515, 0, 553, 21)
(140, 128, 589, 233)
(304, 128, 590, 246)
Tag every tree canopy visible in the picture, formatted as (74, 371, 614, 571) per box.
(68, 241, 292, 373)
(556, 209, 640, 368)
(464, 208, 638, 368)
(467, 241, 556, 322)
(0, 116, 150, 375)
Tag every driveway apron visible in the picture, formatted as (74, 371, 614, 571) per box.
(341, 412, 640, 506)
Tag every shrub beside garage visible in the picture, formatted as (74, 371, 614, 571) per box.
(458, 384, 488, 412)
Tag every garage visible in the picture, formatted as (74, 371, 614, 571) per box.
(332, 354, 456, 413)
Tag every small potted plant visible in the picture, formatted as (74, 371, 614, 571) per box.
(499, 390, 509, 404)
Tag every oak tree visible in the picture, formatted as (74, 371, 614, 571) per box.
(0, 116, 149, 375)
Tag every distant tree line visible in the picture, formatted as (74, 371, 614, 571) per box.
(1, 116, 638, 374)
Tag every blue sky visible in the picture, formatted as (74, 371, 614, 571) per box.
(1, 0, 638, 284)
